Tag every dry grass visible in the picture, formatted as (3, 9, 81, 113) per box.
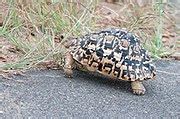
(0, 0, 177, 74)
(0, 0, 97, 71)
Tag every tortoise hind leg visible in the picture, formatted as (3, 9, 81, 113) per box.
(64, 52, 74, 78)
(131, 81, 146, 95)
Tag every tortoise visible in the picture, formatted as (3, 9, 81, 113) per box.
(63, 28, 156, 95)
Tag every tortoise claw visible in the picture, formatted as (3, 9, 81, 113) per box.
(64, 68, 73, 78)
(131, 81, 146, 95)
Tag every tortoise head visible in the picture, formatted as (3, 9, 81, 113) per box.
(62, 37, 78, 48)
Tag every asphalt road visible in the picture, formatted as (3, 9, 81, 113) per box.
(0, 60, 180, 118)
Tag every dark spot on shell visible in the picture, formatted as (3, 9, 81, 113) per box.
(98, 63, 103, 71)
(108, 52, 114, 59)
(115, 47, 121, 53)
(80, 40, 86, 47)
(86, 49, 91, 55)
(112, 58, 116, 62)
(114, 67, 121, 78)
(105, 42, 113, 49)
(103, 63, 113, 74)
(89, 39, 97, 45)
(96, 48, 104, 58)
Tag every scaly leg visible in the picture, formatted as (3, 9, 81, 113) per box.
(131, 81, 146, 95)
(64, 52, 74, 78)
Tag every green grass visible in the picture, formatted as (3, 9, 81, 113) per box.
(143, 0, 175, 59)
(148, 0, 166, 58)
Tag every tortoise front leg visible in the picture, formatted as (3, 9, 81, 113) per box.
(131, 81, 146, 95)
(64, 52, 74, 78)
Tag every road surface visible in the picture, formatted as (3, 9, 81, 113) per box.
(0, 60, 180, 118)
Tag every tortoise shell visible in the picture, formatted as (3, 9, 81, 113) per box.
(67, 28, 156, 81)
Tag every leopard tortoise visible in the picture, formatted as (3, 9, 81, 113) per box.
(63, 28, 156, 95)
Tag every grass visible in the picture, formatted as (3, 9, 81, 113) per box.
(0, 0, 176, 71)
(146, 0, 167, 58)
(143, 0, 176, 58)
(1, 0, 97, 70)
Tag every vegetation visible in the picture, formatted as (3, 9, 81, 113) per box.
(1, 0, 97, 70)
(0, 0, 176, 71)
